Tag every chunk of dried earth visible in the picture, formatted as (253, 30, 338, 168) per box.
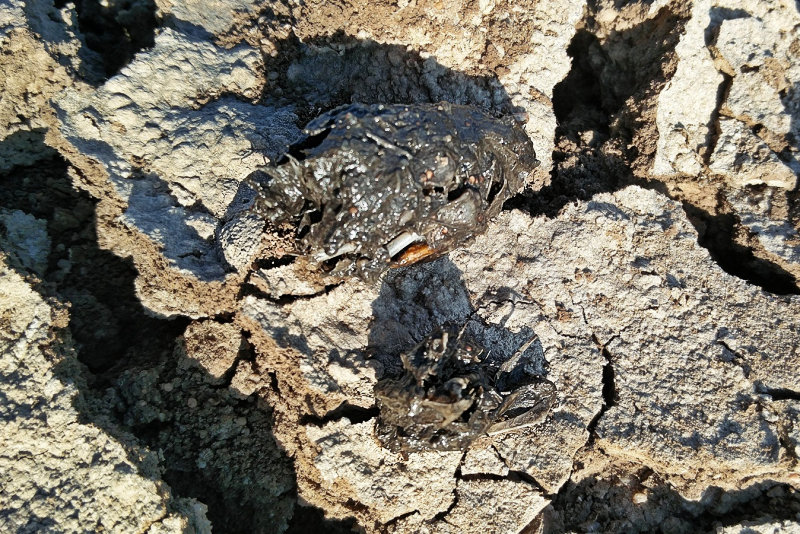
(240, 186, 800, 531)
(0, 259, 210, 533)
(3, 0, 800, 531)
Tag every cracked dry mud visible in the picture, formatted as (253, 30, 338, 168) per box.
(2, 0, 800, 533)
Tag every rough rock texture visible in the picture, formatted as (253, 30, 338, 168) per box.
(182, 319, 243, 383)
(713, 11, 800, 181)
(651, 0, 724, 177)
(3, 0, 800, 531)
(455, 188, 800, 498)
(719, 520, 800, 534)
(305, 419, 463, 524)
(90, 332, 297, 534)
(546, 451, 800, 533)
(0, 208, 50, 277)
(0, 258, 209, 533)
(156, 0, 259, 36)
(0, 0, 83, 170)
(240, 282, 380, 416)
(42, 24, 300, 317)
(460, 437, 510, 476)
(711, 117, 798, 189)
(647, 0, 800, 278)
(248, 258, 338, 299)
(653, 0, 800, 182)
(53, 29, 293, 281)
(388, 478, 549, 534)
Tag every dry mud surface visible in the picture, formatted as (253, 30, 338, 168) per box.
(2, 0, 800, 532)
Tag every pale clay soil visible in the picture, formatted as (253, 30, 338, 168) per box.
(1, 0, 800, 533)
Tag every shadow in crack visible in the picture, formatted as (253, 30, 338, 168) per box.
(0, 155, 186, 376)
(259, 29, 526, 124)
(546, 466, 800, 534)
(505, 4, 692, 217)
(505, 3, 800, 295)
(0, 129, 58, 172)
(53, 0, 158, 79)
(682, 202, 800, 295)
(368, 257, 549, 381)
(702, 11, 800, 294)
(0, 155, 356, 533)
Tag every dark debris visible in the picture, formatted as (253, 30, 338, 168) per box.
(374, 327, 556, 452)
(245, 102, 538, 280)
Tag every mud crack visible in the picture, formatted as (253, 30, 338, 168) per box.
(299, 402, 379, 427)
(585, 334, 618, 445)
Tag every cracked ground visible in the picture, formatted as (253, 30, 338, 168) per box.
(2, 0, 800, 532)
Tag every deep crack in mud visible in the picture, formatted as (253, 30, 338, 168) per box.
(506, 1, 800, 296)
(0, 154, 355, 533)
(4, 0, 800, 531)
(56, 0, 157, 79)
